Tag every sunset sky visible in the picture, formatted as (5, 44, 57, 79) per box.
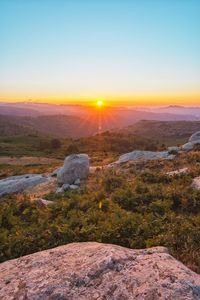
(0, 0, 199, 105)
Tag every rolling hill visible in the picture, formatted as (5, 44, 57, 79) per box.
(0, 115, 97, 138)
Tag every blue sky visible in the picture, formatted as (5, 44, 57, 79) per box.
(0, 0, 199, 104)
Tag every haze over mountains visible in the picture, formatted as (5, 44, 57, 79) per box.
(0, 102, 200, 138)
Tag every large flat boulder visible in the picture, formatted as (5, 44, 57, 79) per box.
(57, 154, 89, 184)
(117, 150, 175, 164)
(0, 242, 199, 300)
(0, 174, 49, 197)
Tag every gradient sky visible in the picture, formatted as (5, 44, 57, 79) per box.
(0, 0, 200, 105)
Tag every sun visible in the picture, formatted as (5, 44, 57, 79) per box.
(96, 100, 103, 107)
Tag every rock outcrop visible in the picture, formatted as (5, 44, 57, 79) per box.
(57, 154, 89, 185)
(189, 131, 200, 143)
(0, 174, 50, 197)
(117, 150, 175, 164)
(181, 142, 195, 151)
(0, 242, 200, 300)
(181, 132, 200, 151)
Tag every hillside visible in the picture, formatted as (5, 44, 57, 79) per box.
(118, 120, 200, 144)
(0, 115, 97, 138)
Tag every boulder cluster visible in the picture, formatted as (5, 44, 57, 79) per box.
(1, 131, 200, 198)
(115, 131, 200, 165)
(0, 154, 89, 199)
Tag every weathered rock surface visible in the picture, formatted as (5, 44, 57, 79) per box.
(0, 242, 200, 300)
(57, 154, 89, 185)
(189, 131, 200, 143)
(117, 150, 175, 164)
(181, 132, 200, 151)
(181, 142, 195, 151)
(0, 174, 49, 197)
(24, 177, 57, 199)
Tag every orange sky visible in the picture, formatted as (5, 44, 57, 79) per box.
(1, 92, 199, 106)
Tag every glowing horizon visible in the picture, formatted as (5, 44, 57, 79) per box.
(0, 0, 199, 106)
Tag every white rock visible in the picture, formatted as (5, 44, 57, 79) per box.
(35, 198, 54, 206)
(55, 187, 64, 194)
(57, 154, 89, 185)
(167, 146, 180, 152)
(189, 131, 200, 143)
(0, 174, 49, 197)
(0, 242, 200, 300)
(181, 142, 194, 151)
(117, 150, 175, 164)
(74, 178, 81, 185)
(167, 167, 188, 176)
(69, 184, 79, 190)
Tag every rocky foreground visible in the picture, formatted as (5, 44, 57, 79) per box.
(0, 242, 200, 300)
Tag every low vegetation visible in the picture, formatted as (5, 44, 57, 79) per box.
(0, 151, 200, 274)
(0, 130, 177, 163)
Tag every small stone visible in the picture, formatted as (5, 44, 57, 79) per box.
(35, 199, 54, 207)
(62, 184, 70, 191)
(167, 168, 188, 176)
(69, 185, 79, 190)
(55, 187, 64, 194)
(167, 146, 180, 152)
(74, 179, 81, 185)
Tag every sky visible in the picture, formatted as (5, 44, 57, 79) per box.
(0, 0, 200, 105)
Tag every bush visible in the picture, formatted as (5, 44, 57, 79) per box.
(51, 139, 61, 149)
(103, 173, 124, 192)
(66, 144, 79, 155)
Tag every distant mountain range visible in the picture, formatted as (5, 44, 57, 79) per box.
(0, 102, 200, 138)
(134, 105, 200, 118)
